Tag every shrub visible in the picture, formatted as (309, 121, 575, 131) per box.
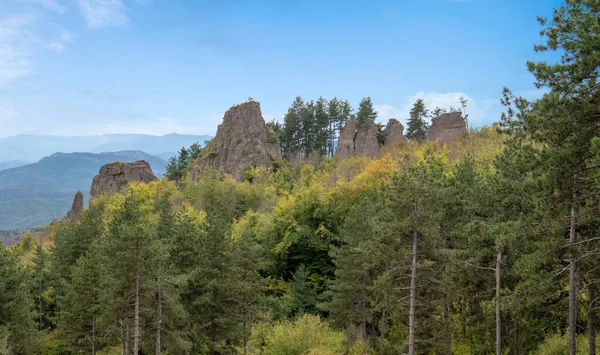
(249, 314, 345, 355)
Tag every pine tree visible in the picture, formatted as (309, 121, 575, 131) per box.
(356, 96, 378, 125)
(98, 193, 158, 355)
(314, 97, 330, 156)
(281, 96, 304, 156)
(0, 246, 36, 354)
(60, 246, 103, 354)
(405, 99, 429, 141)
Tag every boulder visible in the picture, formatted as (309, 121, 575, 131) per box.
(89, 160, 157, 201)
(427, 112, 467, 144)
(384, 118, 406, 145)
(334, 115, 358, 159)
(354, 124, 380, 156)
(68, 190, 83, 221)
(192, 101, 282, 181)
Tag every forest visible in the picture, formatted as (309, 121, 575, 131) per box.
(2, 1, 600, 354)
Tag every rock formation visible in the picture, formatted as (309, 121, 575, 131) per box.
(68, 190, 84, 221)
(334, 115, 358, 159)
(427, 112, 467, 144)
(89, 160, 157, 201)
(334, 117, 405, 158)
(192, 101, 282, 181)
(383, 119, 406, 145)
(354, 124, 380, 156)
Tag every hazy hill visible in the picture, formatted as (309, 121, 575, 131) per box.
(0, 160, 30, 171)
(0, 133, 211, 164)
(0, 150, 167, 229)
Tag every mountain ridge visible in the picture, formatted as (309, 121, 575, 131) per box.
(0, 150, 167, 229)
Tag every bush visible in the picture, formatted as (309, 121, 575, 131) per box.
(249, 314, 345, 355)
(532, 332, 598, 355)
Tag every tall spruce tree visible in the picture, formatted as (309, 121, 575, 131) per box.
(405, 99, 429, 141)
(0, 246, 36, 354)
(356, 96, 378, 125)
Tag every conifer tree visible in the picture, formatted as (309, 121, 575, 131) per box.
(356, 96, 378, 125)
(405, 99, 429, 141)
(0, 246, 36, 354)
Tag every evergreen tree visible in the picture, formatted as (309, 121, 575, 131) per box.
(0, 247, 36, 354)
(356, 96, 378, 125)
(60, 246, 103, 354)
(405, 99, 429, 141)
(281, 96, 305, 156)
(314, 97, 330, 156)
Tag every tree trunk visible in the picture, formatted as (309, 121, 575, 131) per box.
(39, 278, 43, 331)
(156, 276, 162, 355)
(496, 249, 502, 355)
(126, 323, 131, 355)
(442, 224, 452, 355)
(134, 272, 140, 355)
(408, 217, 418, 355)
(380, 263, 389, 355)
(92, 318, 96, 355)
(590, 283, 596, 355)
(120, 319, 125, 355)
(570, 204, 578, 355)
(362, 275, 367, 343)
(444, 303, 451, 355)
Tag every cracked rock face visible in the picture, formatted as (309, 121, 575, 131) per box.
(427, 112, 467, 145)
(354, 124, 380, 156)
(89, 161, 157, 201)
(384, 119, 406, 145)
(335, 117, 404, 158)
(334, 115, 358, 159)
(68, 190, 84, 221)
(192, 101, 282, 181)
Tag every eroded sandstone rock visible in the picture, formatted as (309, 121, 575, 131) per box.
(335, 117, 404, 158)
(89, 161, 157, 201)
(68, 190, 83, 221)
(427, 112, 467, 145)
(384, 118, 406, 145)
(192, 101, 282, 181)
(334, 115, 357, 159)
(354, 124, 380, 156)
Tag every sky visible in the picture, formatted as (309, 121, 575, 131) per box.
(0, 0, 563, 138)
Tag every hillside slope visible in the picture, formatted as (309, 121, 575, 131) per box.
(0, 133, 211, 163)
(0, 151, 166, 229)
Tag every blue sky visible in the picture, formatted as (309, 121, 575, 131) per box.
(0, 0, 562, 137)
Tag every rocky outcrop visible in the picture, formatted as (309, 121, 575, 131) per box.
(334, 117, 404, 158)
(354, 124, 380, 156)
(334, 115, 358, 159)
(384, 119, 406, 145)
(192, 101, 282, 181)
(427, 112, 467, 144)
(89, 160, 157, 201)
(68, 190, 83, 221)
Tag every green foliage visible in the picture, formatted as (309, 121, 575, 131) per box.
(356, 96, 378, 125)
(165, 142, 202, 181)
(0, 246, 36, 354)
(532, 333, 597, 355)
(250, 314, 345, 355)
(405, 98, 429, 141)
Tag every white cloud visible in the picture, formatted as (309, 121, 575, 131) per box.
(19, 0, 67, 13)
(0, 13, 37, 86)
(76, 0, 128, 28)
(375, 91, 501, 128)
(46, 27, 71, 51)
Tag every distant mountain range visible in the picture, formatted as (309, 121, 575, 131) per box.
(0, 133, 211, 169)
(0, 150, 167, 230)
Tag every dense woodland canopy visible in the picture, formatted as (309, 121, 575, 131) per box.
(2, 1, 600, 354)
